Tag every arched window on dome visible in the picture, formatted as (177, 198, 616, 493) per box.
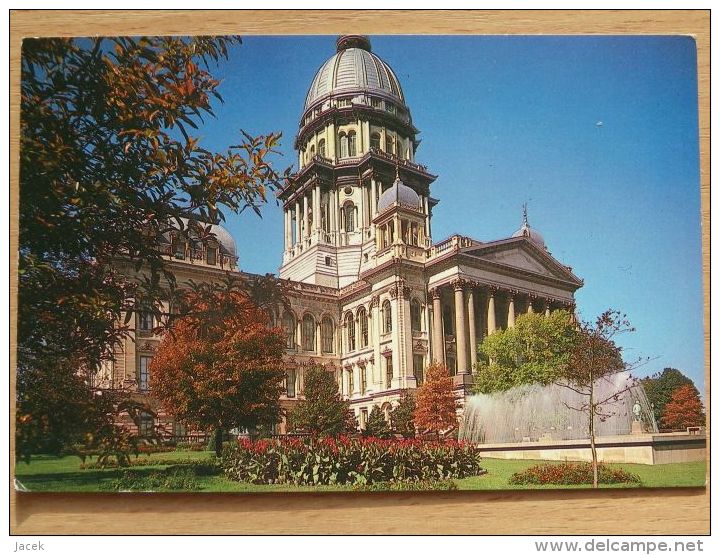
(370, 132, 381, 151)
(345, 312, 356, 352)
(357, 307, 368, 348)
(382, 300, 392, 334)
(343, 202, 355, 232)
(339, 133, 349, 158)
(282, 312, 296, 350)
(385, 134, 395, 156)
(302, 314, 315, 352)
(318, 139, 326, 158)
(321, 316, 334, 354)
(411, 299, 422, 333)
(348, 131, 357, 157)
(309, 144, 315, 159)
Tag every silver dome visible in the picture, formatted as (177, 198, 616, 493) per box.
(175, 217, 237, 258)
(304, 36, 405, 111)
(377, 176, 422, 213)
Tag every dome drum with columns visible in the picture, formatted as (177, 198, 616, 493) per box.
(107, 36, 584, 437)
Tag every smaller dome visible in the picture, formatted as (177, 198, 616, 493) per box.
(173, 217, 237, 258)
(512, 206, 546, 249)
(377, 175, 421, 213)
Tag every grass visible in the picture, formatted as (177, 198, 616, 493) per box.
(14, 452, 707, 493)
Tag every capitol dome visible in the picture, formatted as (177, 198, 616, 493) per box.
(304, 35, 406, 112)
(377, 175, 422, 213)
(173, 217, 237, 258)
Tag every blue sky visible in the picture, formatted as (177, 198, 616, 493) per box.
(196, 35, 702, 389)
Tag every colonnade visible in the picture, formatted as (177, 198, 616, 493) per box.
(429, 279, 573, 378)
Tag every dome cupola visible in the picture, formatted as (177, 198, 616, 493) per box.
(512, 205, 546, 250)
(303, 35, 407, 114)
(377, 171, 422, 213)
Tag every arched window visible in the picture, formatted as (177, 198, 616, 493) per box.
(318, 138, 326, 158)
(282, 312, 296, 350)
(321, 316, 334, 353)
(411, 299, 422, 332)
(343, 202, 355, 232)
(370, 132, 381, 150)
(348, 131, 357, 157)
(286, 368, 296, 398)
(345, 312, 356, 352)
(302, 314, 315, 352)
(385, 134, 395, 156)
(309, 144, 315, 159)
(382, 300, 392, 334)
(358, 307, 368, 348)
(339, 133, 348, 158)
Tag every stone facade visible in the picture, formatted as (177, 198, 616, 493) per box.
(107, 35, 583, 437)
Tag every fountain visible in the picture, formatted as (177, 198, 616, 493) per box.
(460, 372, 658, 448)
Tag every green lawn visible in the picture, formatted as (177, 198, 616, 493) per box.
(14, 452, 706, 493)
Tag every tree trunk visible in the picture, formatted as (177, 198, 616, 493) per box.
(589, 381, 598, 489)
(214, 427, 223, 458)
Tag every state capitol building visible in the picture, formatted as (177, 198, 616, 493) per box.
(107, 35, 583, 435)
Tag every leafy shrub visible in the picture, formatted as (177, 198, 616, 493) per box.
(80, 455, 211, 470)
(220, 436, 484, 486)
(508, 462, 642, 486)
(176, 442, 207, 452)
(354, 479, 459, 491)
(101, 466, 201, 491)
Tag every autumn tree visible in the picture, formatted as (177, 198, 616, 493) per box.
(557, 310, 641, 489)
(473, 310, 577, 393)
(17, 36, 285, 459)
(660, 384, 705, 430)
(363, 406, 392, 439)
(289, 367, 356, 437)
(642, 368, 696, 424)
(390, 391, 416, 438)
(150, 284, 287, 456)
(413, 362, 457, 438)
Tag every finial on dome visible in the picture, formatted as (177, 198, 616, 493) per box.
(336, 35, 372, 53)
(522, 202, 528, 226)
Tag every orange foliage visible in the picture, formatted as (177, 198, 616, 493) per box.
(660, 384, 705, 430)
(413, 362, 457, 435)
(150, 289, 286, 438)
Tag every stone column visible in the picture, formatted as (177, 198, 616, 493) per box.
(527, 297, 535, 314)
(507, 294, 516, 328)
(545, 302, 551, 318)
(370, 178, 377, 217)
(431, 288, 445, 364)
(329, 189, 337, 241)
(315, 320, 322, 354)
(467, 287, 477, 364)
(453, 281, 469, 379)
(487, 289, 497, 335)
(302, 194, 309, 240)
(294, 201, 301, 246)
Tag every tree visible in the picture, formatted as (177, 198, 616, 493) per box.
(17, 36, 285, 458)
(150, 285, 287, 456)
(413, 362, 457, 438)
(556, 310, 640, 489)
(390, 392, 416, 438)
(363, 406, 392, 438)
(642, 368, 696, 424)
(660, 384, 705, 430)
(290, 367, 356, 437)
(473, 310, 577, 393)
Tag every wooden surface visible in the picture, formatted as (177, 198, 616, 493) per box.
(9, 10, 710, 535)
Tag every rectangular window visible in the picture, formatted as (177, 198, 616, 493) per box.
(286, 368, 296, 398)
(361, 409, 368, 428)
(139, 412, 154, 436)
(138, 309, 153, 331)
(348, 368, 355, 395)
(172, 237, 186, 259)
(360, 366, 367, 395)
(385, 357, 393, 389)
(139, 356, 152, 391)
(413, 354, 425, 386)
(206, 247, 217, 265)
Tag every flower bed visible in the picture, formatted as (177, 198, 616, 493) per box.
(508, 462, 642, 486)
(220, 437, 485, 486)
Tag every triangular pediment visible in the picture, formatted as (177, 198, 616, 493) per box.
(462, 239, 580, 284)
